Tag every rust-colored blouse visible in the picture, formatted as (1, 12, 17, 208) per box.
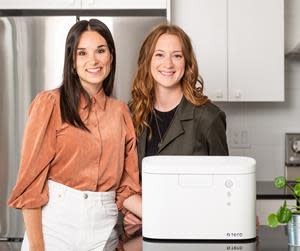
(8, 89, 141, 210)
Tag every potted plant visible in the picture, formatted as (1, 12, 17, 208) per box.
(267, 176, 300, 246)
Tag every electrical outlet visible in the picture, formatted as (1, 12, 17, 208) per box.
(229, 129, 251, 149)
(286, 133, 300, 166)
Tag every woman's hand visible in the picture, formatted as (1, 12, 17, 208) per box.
(123, 194, 142, 218)
(123, 212, 142, 237)
(124, 212, 142, 225)
(29, 243, 45, 251)
(22, 208, 45, 251)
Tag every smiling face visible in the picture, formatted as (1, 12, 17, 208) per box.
(75, 30, 112, 95)
(150, 33, 185, 92)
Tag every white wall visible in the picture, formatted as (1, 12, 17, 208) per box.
(215, 0, 300, 181)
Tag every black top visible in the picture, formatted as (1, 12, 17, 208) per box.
(137, 97, 228, 170)
(137, 97, 229, 184)
(146, 106, 178, 156)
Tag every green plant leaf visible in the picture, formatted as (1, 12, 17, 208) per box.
(277, 206, 292, 223)
(295, 177, 300, 183)
(294, 184, 300, 197)
(268, 213, 279, 228)
(274, 176, 286, 188)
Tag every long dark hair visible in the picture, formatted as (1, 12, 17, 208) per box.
(59, 19, 116, 131)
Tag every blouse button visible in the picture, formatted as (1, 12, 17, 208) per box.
(83, 193, 88, 199)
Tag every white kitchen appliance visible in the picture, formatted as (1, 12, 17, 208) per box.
(142, 156, 256, 240)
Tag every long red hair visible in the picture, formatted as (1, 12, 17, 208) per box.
(129, 23, 208, 138)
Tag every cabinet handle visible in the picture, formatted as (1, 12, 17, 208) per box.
(215, 90, 223, 99)
(235, 90, 242, 99)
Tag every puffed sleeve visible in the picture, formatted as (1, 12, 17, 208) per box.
(8, 91, 57, 209)
(207, 111, 229, 156)
(115, 103, 141, 211)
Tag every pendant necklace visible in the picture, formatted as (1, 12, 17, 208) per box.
(153, 105, 179, 146)
(153, 109, 163, 144)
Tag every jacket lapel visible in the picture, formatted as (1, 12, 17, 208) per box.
(157, 115, 184, 152)
(157, 97, 194, 153)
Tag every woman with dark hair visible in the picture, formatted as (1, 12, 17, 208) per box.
(8, 19, 141, 251)
(125, 23, 228, 225)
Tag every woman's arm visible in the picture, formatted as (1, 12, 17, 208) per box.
(22, 208, 45, 251)
(8, 92, 57, 209)
(123, 194, 142, 219)
(206, 111, 229, 155)
(116, 104, 142, 215)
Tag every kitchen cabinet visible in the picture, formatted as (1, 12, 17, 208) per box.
(171, 0, 284, 101)
(81, 0, 167, 9)
(0, 0, 81, 9)
(171, 0, 227, 101)
(0, 0, 167, 10)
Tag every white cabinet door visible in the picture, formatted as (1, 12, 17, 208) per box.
(171, 0, 284, 102)
(228, 0, 284, 101)
(171, 0, 227, 101)
(0, 0, 166, 9)
(81, 0, 167, 9)
(0, 0, 81, 9)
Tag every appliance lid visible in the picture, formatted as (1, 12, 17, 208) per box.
(142, 156, 256, 175)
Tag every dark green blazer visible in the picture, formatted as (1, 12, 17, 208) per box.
(137, 97, 229, 170)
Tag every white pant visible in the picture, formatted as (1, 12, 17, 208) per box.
(21, 180, 118, 251)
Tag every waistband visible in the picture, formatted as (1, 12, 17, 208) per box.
(48, 180, 115, 201)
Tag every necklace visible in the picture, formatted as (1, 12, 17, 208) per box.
(153, 106, 179, 145)
(153, 109, 163, 144)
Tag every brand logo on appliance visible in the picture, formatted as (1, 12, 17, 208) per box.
(226, 246, 243, 250)
(226, 232, 243, 238)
